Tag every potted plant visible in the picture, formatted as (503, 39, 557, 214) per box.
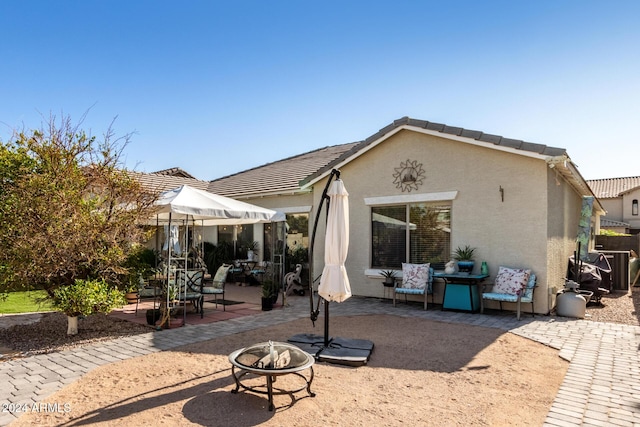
(380, 270, 397, 287)
(453, 245, 476, 273)
(124, 283, 140, 304)
(246, 241, 259, 261)
(261, 280, 278, 311)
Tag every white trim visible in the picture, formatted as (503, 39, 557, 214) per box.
(364, 191, 458, 206)
(278, 205, 312, 213)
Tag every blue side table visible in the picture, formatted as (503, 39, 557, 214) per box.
(434, 273, 489, 312)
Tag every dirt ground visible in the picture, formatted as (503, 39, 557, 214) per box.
(11, 314, 567, 427)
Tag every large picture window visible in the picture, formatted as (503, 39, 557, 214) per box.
(371, 203, 451, 269)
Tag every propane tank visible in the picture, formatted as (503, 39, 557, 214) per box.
(556, 285, 587, 319)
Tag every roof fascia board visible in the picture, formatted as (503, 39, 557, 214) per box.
(548, 156, 606, 214)
(219, 188, 312, 200)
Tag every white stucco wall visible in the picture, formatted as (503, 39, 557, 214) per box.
(306, 130, 563, 314)
(600, 198, 623, 222)
(233, 129, 588, 316)
(622, 190, 640, 230)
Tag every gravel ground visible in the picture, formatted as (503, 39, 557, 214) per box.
(583, 286, 640, 325)
(1, 287, 638, 361)
(0, 312, 151, 359)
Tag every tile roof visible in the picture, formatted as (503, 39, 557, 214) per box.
(137, 117, 575, 201)
(586, 176, 640, 199)
(206, 143, 359, 197)
(600, 218, 630, 228)
(301, 117, 567, 187)
(130, 171, 210, 194)
(150, 167, 196, 179)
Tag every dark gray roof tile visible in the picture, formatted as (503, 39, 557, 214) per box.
(393, 116, 410, 126)
(425, 122, 445, 132)
(442, 126, 463, 136)
(499, 138, 523, 149)
(478, 133, 502, 144)
(460, 129, 483, 139)
(407, 118, 428, 128)
(206, 116, 572, 198)
(519, 141, 546, 154)
(541, 146, 567, 157)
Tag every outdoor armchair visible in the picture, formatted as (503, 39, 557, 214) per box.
(393, 264, 434, 310)
(481, 269, 536, 320)
(176, 269, 205, 318)
(201, 264, 232, 311)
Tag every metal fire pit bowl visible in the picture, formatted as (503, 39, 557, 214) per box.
(228, 341, 315, 411)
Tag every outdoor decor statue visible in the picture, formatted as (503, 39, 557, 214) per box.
(444, 260, 458, 275)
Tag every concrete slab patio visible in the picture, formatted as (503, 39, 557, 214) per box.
(1, 285, 639, 426)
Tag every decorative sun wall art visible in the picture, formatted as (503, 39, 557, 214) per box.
(392, 159, 425, 192)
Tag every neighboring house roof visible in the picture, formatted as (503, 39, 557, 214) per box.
(206, 143, 359, 198)
(207, 116, 602, 213)
(586, 176, 640, 199)
(151, 167, 197, 179)
(131, 170, 210, 194)
(600, 218, 630, 228)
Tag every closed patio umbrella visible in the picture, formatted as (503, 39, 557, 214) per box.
(288, 170, 373, 366)
(318, 179, 351, 303)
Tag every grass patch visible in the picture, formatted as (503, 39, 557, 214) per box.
(0, 290, 54, 314)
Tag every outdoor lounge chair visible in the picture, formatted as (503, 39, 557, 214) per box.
(393, 264, 434, 310)
(481, 268, 537, 320)
(201, 264, 231, 311)
(176, 269, 205, 318)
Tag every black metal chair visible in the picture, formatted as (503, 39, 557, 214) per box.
(176, 269, 204, 318)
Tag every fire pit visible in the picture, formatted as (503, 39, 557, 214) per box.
(228, 341, 315, 411)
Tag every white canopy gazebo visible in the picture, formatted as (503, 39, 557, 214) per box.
(151, 185, 285, 325)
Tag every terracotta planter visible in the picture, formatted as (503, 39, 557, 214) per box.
(125, 292, 139, 304)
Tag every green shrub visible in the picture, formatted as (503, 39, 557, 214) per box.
(52, 279, 126, 317)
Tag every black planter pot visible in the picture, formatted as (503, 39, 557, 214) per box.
(146, 309, 161, 325)
(261, 297, 273, 311)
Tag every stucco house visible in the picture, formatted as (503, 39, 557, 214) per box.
(141, 117, 603, 317)
(586, 176, 640, 234)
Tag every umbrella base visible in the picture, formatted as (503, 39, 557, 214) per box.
(288, 333, 374, 367)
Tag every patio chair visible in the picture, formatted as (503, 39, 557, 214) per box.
(201, 264, 232, 311)
(481, 268, 537, 320)
(176, 269, 205, 318)
(393, 264, 434, 310)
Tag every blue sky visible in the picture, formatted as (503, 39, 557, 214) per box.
(1, 0, 638, 181)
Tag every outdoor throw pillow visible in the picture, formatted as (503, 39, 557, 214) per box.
(493, 266, 531, 295)
(213, 265, 231, 283)
(402, 263, 430, 290)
